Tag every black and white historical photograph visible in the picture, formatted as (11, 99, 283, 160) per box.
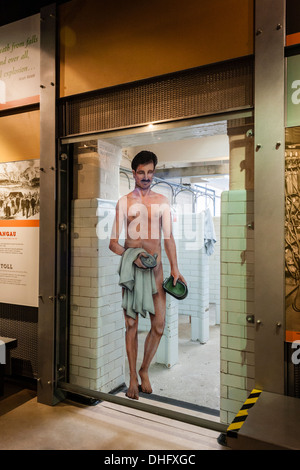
(0, 159, 39, 220)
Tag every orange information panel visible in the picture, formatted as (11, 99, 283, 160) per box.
(286, 330, 300, 342)
(0, 160, 39, 307)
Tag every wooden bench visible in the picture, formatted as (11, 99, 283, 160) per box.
(0, 336, 17, 396)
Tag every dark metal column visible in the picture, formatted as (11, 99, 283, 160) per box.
(38, 3, 62, 405)
(254, 0, 286, 394)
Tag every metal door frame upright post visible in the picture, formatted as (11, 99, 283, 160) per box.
(254, 0, 286, 394)
(38, 3, 64, 405)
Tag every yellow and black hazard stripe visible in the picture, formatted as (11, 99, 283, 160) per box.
(227, 389, 262, 438)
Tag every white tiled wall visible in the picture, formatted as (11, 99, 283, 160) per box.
(220, 189, 255, 424)
(209, 217, 220, 325)
(138, 206, 219, 365)
(154, 252, 179, 368)
(70, 199, 126, 393)
(177, 211, 210, 343)
(75, 141, 121, 200)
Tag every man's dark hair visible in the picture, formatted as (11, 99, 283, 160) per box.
(131, 150, 158, 171)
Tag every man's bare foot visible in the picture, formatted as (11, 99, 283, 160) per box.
(125, 376, 139, 400)
(139, 368, 152, 394)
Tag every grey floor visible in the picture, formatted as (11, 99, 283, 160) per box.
(0, 387, 226, 450)
(0, 310, 224, 450)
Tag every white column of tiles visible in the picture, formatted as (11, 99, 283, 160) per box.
(70, 199, 125, 393)
(75, 140, 121, 200)
(220, 189, 255, 424)
(154, 248, 179, 368)
(178, 211, 209, 343)
(209, 217, 220, 325)
(69, 139, 124, 393)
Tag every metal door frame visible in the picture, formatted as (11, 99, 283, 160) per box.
(38, 3, 62, 405)
(254, 0, 286, 394)
(54, 112, 251, 435)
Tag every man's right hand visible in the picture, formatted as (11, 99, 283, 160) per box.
(133, 253, 148, 269)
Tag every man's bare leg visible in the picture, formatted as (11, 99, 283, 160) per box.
(124, 312, 139, 399)
(139, 266, 166, 394)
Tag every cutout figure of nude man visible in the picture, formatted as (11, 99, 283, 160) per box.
(109, 150, 186, 400)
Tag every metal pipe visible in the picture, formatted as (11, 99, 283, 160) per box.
(120, 171, 131, 189)
(174, 187, 197, 212)
(151, 180, 175, 205)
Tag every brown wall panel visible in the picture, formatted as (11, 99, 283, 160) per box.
(0, 110, 40, 162)
(59, 0, 254, 97)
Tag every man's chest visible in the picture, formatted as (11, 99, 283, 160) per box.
(126, 200, 161, 224)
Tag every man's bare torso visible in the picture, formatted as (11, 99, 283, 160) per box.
(121, 189, 170, 265)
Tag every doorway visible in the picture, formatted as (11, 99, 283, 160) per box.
(66, 117, 230, 422)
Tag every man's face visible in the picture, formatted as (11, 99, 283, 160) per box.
(133, 162, 155, 189)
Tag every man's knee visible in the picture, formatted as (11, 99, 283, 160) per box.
(125, 315, 138, 334)
(152, 318, 165, 337)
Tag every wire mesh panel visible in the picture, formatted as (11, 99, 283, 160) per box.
(59, 56, 254, 137)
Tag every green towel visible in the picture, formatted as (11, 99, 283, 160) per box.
(118, 247, 158, 319)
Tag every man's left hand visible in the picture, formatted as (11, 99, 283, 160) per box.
(171, 270, 187, 286)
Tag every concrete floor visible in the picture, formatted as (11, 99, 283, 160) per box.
(0, 383, 226, 450)
(0, 311, 223, 451)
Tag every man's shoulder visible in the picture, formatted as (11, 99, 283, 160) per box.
(151, 192, 170, 204)
(115, 194, 128, 209)
(116, 192, 137, 208)
(117, 193, 133, 202)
